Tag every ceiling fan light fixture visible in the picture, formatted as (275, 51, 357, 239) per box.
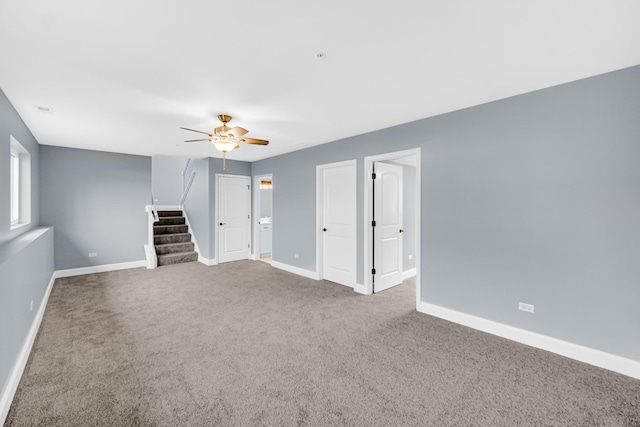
(211, 138, 239, 153)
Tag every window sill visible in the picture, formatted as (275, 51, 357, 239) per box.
(10, 222, 30, 231)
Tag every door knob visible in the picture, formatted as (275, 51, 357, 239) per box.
(220, 222, 226, 226)
(322, 228, 327, 232)
(399, 229, 404, 233)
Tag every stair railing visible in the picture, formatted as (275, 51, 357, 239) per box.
(145, 192, 160, 269)
(181, 158, 196, 206)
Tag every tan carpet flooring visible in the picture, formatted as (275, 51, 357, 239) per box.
(5, 260, 640, 426)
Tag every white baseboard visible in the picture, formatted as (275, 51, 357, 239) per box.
(54, 260, 147, 279)
(0, 273, 56, 425)
(353, 283, 370, 295)
(402, 268, 416, 280)
(417, 301, 640, 380)
(198, 256, 217, 266)
(271, 261, 320, 280)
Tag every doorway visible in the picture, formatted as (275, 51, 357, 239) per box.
(253, 174, 273, 264)
(364, 149, 421, 305)
(215, 174, 251, 264)
(316, 160, 357, 287)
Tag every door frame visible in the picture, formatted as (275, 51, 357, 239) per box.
(252, 173, 273, 260)
(316, 159, 357, 286)
(363, 148, 421, 306)
(215, 173, 252, 263)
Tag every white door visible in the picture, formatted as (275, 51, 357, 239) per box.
(373, 162, 403, 292)
(218, 175, 251, 263)
(320, 161, 356, 287)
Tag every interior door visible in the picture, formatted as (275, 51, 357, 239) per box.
(373, 162, 403, 292)
(218, 175, 251, 263)
(321, 162, 356, 287)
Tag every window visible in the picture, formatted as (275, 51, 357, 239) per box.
(10, 149, 19, 225)
(9, 135, 31, 229)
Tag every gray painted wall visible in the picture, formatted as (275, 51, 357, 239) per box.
(183, 158, 211, 259)
(0, 89, 40, 245)
(0, 89, 53, 411)
(152, 155, 188, 205)
(0, 227, 54, 400)
(40, 146, 151, 270)
(252, 65, 640, 361)
(260, 188, 272, 219)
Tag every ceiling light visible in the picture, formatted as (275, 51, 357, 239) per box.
(211, 137, 239, 174)
(211, 137, 239, 153)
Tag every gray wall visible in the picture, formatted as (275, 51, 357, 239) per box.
(152, 155, 188, 205)
(0, 227, 54, 400)
(0, 88, 53, 410)
(40, 146, 151, 270)
(252, 65, 640, 362)
(183, 158, 211, 259)
(402, 165, 416, 272)
(260, 188, 272, 219)
(0, 89, 40, 245)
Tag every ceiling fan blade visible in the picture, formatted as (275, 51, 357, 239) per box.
(184, 139, 210, 143)
(226, 126, 248, 137)
(180, 127, 213, 137)
(239, 137, 269, 146)
(215, 125, 230, 136)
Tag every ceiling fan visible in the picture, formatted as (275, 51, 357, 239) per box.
(180, 114, 269, 173)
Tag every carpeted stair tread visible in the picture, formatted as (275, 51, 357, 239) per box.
(157, 210, 183, 217)
(157, 251, 198, 266)
(152, 210, 197, 266)
(154, 233, 192, 245)
(153, 224, 189, 235)
(155, 242, 195, 255)
(156, 216, 186, 226)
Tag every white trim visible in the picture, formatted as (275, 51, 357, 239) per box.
(417, 301, 640, 380)
(364, 148, 421, 306)
(198, 256, 218, 266)
(53, 260, 146, 279)
(353, 283, 370, 295)
(271, 261, 320, 280)
(153, 204, 181, 210)
(316, 159, 357, 287)
(215, 173, 252, 264)
(402, 268, 417, 280)
(0, 273, 56, 425)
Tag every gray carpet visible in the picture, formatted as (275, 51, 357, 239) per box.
(5, 261, 639, 426)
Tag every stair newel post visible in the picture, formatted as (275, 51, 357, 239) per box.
(146, 204, 158, 269)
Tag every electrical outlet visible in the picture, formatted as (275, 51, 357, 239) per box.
(30, 300, 33, 312)
(88, 252, 97, 258)
(294, 253, 299, 259)
(519, 302, 534, 313)
(408, 254, 413, 260)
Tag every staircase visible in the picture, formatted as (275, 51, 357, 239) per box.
(153, 210, 198, 266)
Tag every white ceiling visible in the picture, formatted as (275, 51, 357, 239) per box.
(1, 1, 639, 162)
